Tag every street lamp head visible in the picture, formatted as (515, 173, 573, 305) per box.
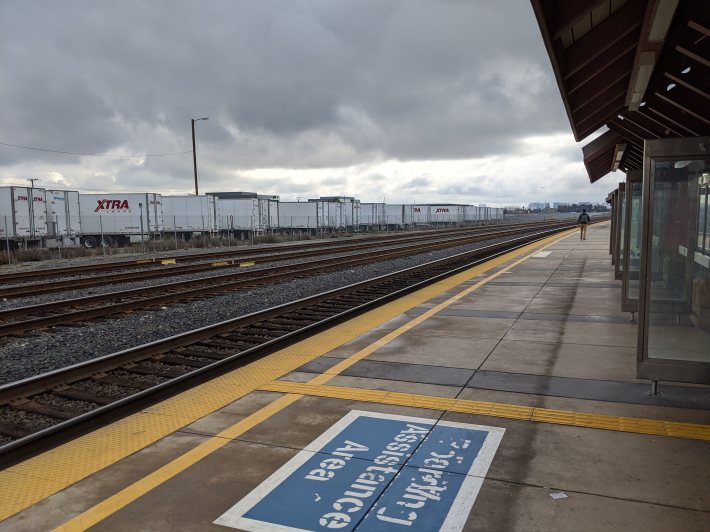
(192, 117, 209, 121)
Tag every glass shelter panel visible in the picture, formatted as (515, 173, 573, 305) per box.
(622, 171, 642, 313)
(615, 184, 626, 279)
(638, 137, 710, 383)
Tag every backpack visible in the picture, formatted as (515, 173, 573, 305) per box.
(578, 213, 590, 224)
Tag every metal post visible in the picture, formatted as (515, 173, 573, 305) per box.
(174, 215, 178, 251)
(99, 215, 106, 256)
(4, 216, 10, 265)
(56, 215, 62, 259)
(139, 202, 145, 253)
(202, 215, 206, 247)
(650, 380, 659, 396)
(192, 119, 199, 196)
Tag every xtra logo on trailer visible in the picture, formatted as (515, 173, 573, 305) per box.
(94, 199, 130, 212)
(435, 208, 450, 213)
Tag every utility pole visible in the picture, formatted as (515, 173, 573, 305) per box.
(191, 117, 209, 196)
(27, 178, 39, 189)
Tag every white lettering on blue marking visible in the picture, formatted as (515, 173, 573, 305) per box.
(319, 423, 429, 525)
(305, 440, 370, 482)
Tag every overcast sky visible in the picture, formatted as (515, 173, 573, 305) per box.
(0, 0, 620, 205)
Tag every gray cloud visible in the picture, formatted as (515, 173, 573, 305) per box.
(0, 0, 604, 203)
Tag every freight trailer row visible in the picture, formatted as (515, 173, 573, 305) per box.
(0, 186, 504, 249)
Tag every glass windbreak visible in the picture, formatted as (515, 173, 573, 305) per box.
(646, 159, 710, 363)
(626, 182, 643, 300)
(698, 183, 709, 254)
(618, 187, 626, 273)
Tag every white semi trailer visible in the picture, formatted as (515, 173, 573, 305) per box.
(78, 193, 162, 247)
(360, 203, 386, 228)
(464, 205, 479, 223)
(207, 192, 280, 237)
(162, 195, 217, 236)
(310, 197, 360, 230)
(408, 205, 430, 225)
(0, 186, 48, 249)
(429, 204, 465, 224)
(383, 204, 415, 227)
(45, 189, 81, 247)
(278, 201, 322, 230)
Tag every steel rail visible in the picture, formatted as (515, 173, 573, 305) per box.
(0, 223, 575, 336)
(0, 219, 575, 286)
(0, 221, 573, 299)
(0, 224, 510, 284)
(0, 223, 583, 464)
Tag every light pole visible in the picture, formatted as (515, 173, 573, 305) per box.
(191, 117, 209, 195)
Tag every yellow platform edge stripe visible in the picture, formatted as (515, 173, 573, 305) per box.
(0, 228, 574, 523)
(260, 381, 710, 441)
(55, 230, 597, 531)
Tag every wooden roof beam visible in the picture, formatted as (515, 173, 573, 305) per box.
(633, 106, 684, 137)
(654, 87, 710, 125)
(626, 0, 681, 109)
(676, 45, 710, 68)
(563, 0, 644, 78)
(616, 112, 666, 138)
(607, 120, 649, 145)
(549, 0, 609, 37)
(612, 143, 627, 171)
(576, 95, 627, 137)
(688, 20, 710, 38)
(571, 76, 629, 113)
(581, 129, 623, 158)
(646, 102, 701, 136)
(567, 40, 637, 93)
(663, 72, 710, 99)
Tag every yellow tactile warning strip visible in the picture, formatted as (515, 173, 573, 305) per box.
(0, 229, 576, 524)
(261, 381, 710, 442)
(53, 394, 304, 532)
(57, 230, 644, 532)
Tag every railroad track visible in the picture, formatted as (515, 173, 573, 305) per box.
(0, 225, 494, 285)
(0, 223, 574, 336)
(0, 223, 580, 464)
(0, 220, 570, 292)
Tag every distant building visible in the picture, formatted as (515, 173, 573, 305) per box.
(528, 202, 549, 210)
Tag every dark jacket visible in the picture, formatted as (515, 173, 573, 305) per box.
(577, 213, 590, 224)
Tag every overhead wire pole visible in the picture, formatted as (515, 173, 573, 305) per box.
(191, 117, 209, 195)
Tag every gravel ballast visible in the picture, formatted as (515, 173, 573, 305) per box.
(0, 232, 552, 384)
(0, 236, 480, 310)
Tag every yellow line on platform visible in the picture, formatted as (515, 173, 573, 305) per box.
(0, 228, 574, 528)
(54, 394, 303, 532)
(49, 230, 574, 531)
(260, 381, 710, 442)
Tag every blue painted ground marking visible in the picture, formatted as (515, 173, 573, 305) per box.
(214, 411, 504, 531)
(357, 466, 468, 531)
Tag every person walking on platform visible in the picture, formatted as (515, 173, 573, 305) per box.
(577, 209, 590, 240)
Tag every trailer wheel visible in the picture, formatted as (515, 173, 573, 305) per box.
(100, 236, 114, 247)
(83, 236, 98, 248)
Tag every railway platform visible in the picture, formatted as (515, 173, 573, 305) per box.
(1, 223, 709, 531)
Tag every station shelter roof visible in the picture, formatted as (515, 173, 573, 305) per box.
(531, 0, 709, 182)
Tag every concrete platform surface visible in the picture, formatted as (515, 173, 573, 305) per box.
(1, 223, 709, 532)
